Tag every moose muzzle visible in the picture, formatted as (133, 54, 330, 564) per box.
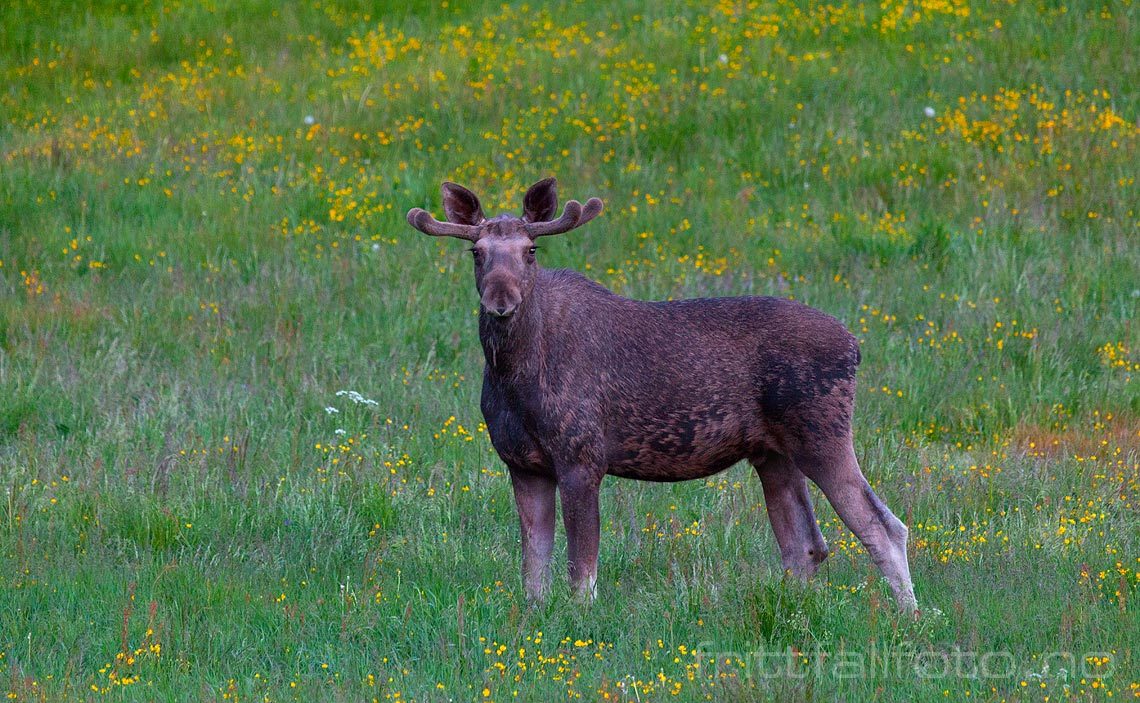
(481, 279, 522, 318)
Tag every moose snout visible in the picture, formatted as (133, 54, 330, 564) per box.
(481, 287, 522, 318)
(484, 301, 518, 318)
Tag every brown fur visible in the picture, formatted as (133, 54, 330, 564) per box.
(407, 179, 917, 612)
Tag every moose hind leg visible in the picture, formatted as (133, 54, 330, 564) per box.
(753, 456, 829, 579)
(799, 445, 917, 612)
(509, 469, 557, 601)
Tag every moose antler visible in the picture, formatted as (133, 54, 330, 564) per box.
(406, 208, 481, 242)
(525, 197, 604, 238)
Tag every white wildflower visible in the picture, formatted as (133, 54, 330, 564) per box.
(336, 390, 379, 407)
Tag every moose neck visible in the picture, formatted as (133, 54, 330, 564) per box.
(479, 278, 544, 377)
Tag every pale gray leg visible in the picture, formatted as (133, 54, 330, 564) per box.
(509, 470, 557, 601)
(753, 457, 829, 579)
(799, 444, 916, 613)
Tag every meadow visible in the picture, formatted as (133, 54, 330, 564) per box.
(1, 0, 1137, 700)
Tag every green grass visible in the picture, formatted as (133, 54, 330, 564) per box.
(1, 0, 1138, 700)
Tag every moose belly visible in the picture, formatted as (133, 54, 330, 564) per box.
(604, 417, 755, 482)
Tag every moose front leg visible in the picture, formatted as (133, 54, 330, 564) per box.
(557, 470, 602, 600)
(509, 469, 557, 601)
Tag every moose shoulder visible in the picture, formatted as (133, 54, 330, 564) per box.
(406, 178, 917, 613)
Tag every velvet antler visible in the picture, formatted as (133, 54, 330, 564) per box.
(524, 197, 604, 238)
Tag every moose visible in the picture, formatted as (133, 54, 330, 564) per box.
(406, 178, 917, 612)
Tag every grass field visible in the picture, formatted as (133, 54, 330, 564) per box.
(1, 0, 1138, 700)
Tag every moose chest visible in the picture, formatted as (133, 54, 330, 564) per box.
(479, 371, 554, 476)
(480, 361, 621, 478)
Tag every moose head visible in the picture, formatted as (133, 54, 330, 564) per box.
(406, 178, 603, 319)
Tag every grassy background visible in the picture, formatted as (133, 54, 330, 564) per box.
(1, 0, 1137, 700)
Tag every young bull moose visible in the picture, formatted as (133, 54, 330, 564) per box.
(406, 178, 917, 612)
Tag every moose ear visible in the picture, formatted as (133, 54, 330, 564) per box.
(522, 177, 558, 222)
(442, 182, 485, 225)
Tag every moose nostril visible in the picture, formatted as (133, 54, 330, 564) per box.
(482, 293, 519, 318)
(482, 299, 515, 317)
